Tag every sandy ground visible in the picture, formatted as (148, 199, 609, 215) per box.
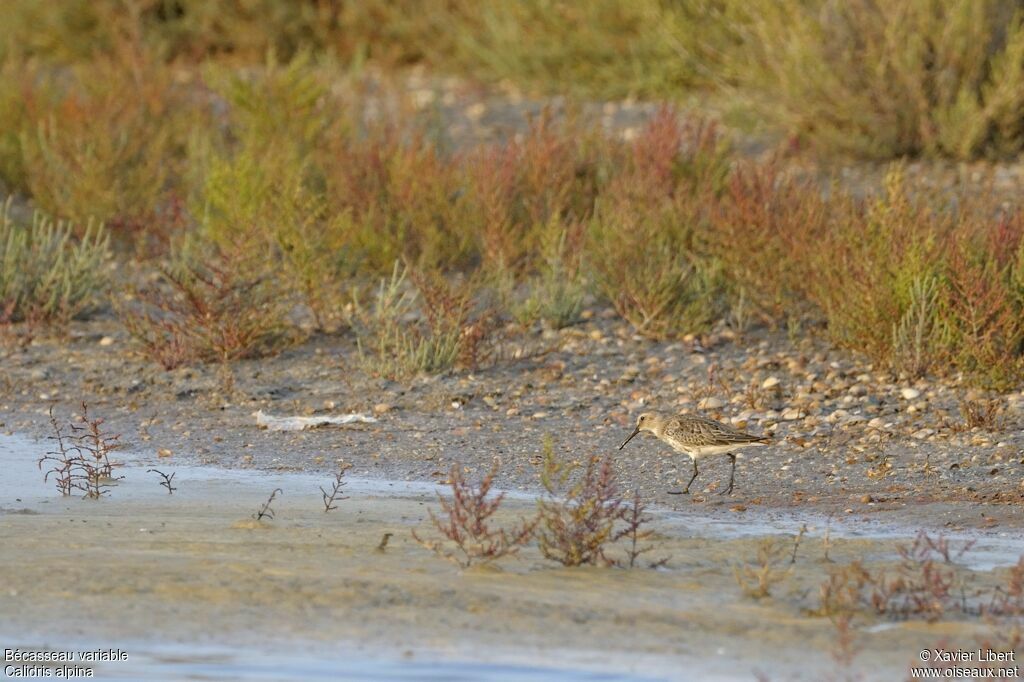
(3, 432, 1024, 681)
(1, 312, 1023, 533)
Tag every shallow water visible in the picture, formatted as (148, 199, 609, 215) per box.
(2, 432, 1019, 681)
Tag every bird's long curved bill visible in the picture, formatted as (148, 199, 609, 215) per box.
(619, 426, 640, 450)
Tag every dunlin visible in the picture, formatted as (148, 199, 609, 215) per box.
(619, 412, 770, 495)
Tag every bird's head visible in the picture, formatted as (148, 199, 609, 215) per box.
(619, 412, 659, 450)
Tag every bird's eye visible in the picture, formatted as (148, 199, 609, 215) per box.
(639, 416, 645, 421)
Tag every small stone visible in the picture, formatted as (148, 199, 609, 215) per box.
(780, 408, 802, 421)
(827, 409, 851, 424)
(157, 448, 172, 458)
(912, 428, 935, 440)
(532, 411, 549, 419)
(861, 495, 873, 504)
(901, 388, 921, 400)
(762, 376, 781, 390)
(698, 397, 726, 410)
(466, 102, 486, 121)
(99, 336, 114, 346)
(373, 403, 392, 414)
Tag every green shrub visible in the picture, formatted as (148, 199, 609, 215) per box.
(938, 218, 1024, 387)
(445, 0, 702, 99)
(351, 264, 492, 380)
(509, 218, 587, 329)
(706, 160, 831, 320)
(118, 239, 297, 369)
(726, 0, 1024, 159)
(10, 58, 197, 235)
(721, 164, 1024, 385)
(0, 202, 109, 327)
(799, 169, 948, 373)
(589, 199, 724, 339)
(587, 113, 730, 339)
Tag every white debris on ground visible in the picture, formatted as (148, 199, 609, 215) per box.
(253, 410, 378, 432)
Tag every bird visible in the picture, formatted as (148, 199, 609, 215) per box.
(619, 412, 771, 495)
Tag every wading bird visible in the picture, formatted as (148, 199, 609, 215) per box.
(620, 412, 771, 495)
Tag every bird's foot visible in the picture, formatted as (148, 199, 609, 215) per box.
(717, 486, 734, 496)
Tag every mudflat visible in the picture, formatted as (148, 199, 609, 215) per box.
(3, 433, 1023, 680)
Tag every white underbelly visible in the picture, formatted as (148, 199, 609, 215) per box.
(680, 442, 765, 458)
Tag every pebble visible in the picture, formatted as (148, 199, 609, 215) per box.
(698, 397, 726, 410)
(912, 428, 935, 439)
(780, 408, 802, 421)
(827, 409, 851, 424)
(901, 388, 921, 400)
(373, 403, 392, 414)
(762, 376, 781, 390)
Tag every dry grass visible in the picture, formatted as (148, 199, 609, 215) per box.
(351, 264, 494, 380)
(39, 404, 123, 499)
(816, 532, 979, 622)
(118, 241, 297, 370)
(734, 538, 792, 599)
(957, 397, 1006, 432)
(2, 7, 1024, 384)
(413, 461, 537, 568)
(535, 439, 663, 568)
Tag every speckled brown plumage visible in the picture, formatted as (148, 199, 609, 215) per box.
(619, 411, 771, 495)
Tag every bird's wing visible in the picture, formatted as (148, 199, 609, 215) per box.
(673, 415, 765, 445)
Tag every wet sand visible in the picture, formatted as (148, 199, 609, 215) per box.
(3, 433, 1022, 680)
(3, 314, 1023, 530)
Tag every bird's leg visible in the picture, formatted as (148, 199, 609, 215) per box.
(682, 458, 699, 494)
(718, 453, 736, 496)
(667, 458, 699, 495)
